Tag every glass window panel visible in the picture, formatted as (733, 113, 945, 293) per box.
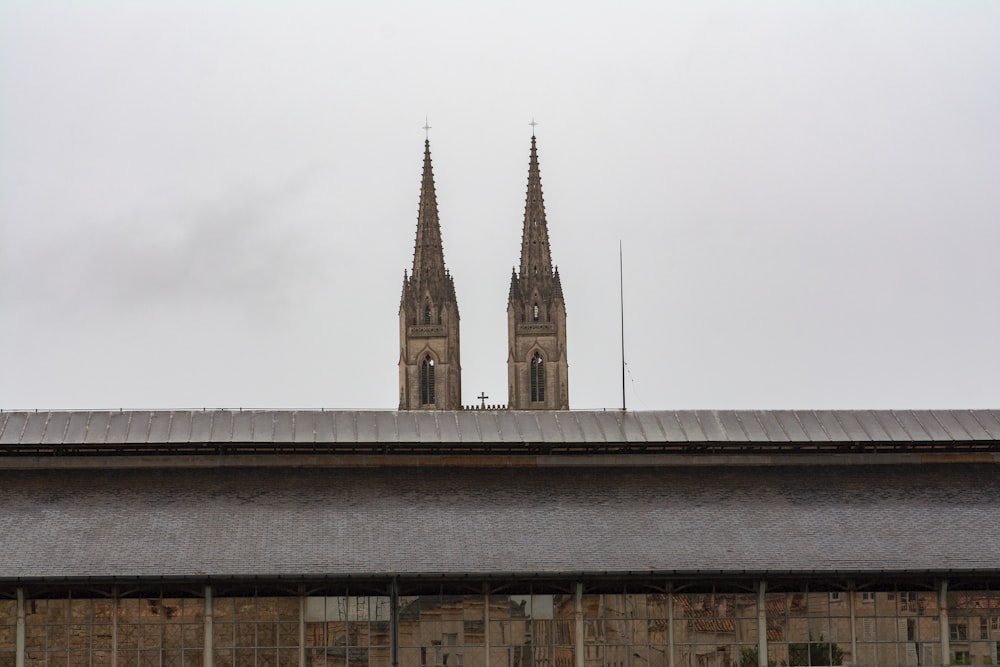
(806, 617, 831, 642)
(47, 624, 69, 650)
(181, 622, 203, 647)
(370, 644, 392, 667)
(163, 623, 183, 646)
(461, 597, 484, 623)
(489, 620, 510, 646)
(232, 647, 255, 664)
(399, 646, 422, 667)
(829, 617, 851, 646)
(213, 621, 236, 648)
(234, 623, 257, 646)
(734, 594, 756, 620)
(140, 623, 161, 647)
(582, 594, 607, 621)
(876, 590, 898, 616)
(139, 648, 162, 663)
(785, 615, 811, 645)
(161, 649, 183, 667)
(278, 621, 299, 647)
(420, 620, 444, 646)
(0, 600, 14, 624)
(646, 594, 669, 621)
(464, 620, 486, 645)
(876, 641, 900, 666)
(68, 623, 91, 650)
(490, 646, 514, 667)
(602, 617, 627, 643)
(554, 620, 574, 646)
(46, 598, 67, 623)
(875, 616, 897, 643)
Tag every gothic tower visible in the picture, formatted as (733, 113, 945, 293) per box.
(507, 135, 569, 410)
(399, 140, 462, 410)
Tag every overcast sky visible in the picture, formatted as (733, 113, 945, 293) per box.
(1, 1, 998, 411)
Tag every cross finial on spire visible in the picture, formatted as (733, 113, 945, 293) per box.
(529, 117, 538, 137)
(423, 116, 431, 140)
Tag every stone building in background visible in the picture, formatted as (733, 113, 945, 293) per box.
(507, 136, 569, 410)
(400, 133, 569, 411)
(399, 139, 462, 410)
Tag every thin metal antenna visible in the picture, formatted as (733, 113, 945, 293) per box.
(620, 240, 626, 412)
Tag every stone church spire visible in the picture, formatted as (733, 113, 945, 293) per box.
(518, 136, 554, 288)
(507, 134, 569, 410)
(411, 140, 448, 284)
(399, 139, 461, 410)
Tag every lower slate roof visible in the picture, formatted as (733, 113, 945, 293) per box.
(2, 463, 998, 581)
(2, 409, 1000, 447)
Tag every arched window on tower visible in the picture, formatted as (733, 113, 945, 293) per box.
(530, 352, 545, 403)
(420, 355, 436, 405)
(532, 303, 540, 321)
(423, 302, 432, 324)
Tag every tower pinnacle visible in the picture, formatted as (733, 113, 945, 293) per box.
(410, 140, 447, 283)
(399, 138, 461, 410)
(517, 135, 553, 289)
(507, 134, 568, 410)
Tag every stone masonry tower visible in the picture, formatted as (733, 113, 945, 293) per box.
(507, 135, 569, 409)
(399, 140, 462, 410)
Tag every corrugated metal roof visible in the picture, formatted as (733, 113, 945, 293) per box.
(1, 409, 999, 446)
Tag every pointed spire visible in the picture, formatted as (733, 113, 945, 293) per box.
(552, 266, 563, 301)
(411, 139, 447, 282)
(518, 135, 553, 285)
(400, 269, 409, 306)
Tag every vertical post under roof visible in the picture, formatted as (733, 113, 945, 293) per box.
(298, 593, 306, 667)
(204, 585, 214, 667)
(848, 582, 858, 664)
(483, 583, 491, 667)
(939, 579, 950, 666)
(666, 583, 676, 667)
(757, 581, 768, 667)
(574, 583, 584, 667)
(391, 578, 400, 667)
(15, 588, 24, 667)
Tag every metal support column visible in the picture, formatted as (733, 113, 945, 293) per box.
(204, 585, 214, 667)
(111, 587, 119, 667)
(939, 579, 950, 666)
(15, 588, 25, 667)
(666, 583, 675, 667)
(299, 593, 306, 667)
(757, 581, 767, 667)
(484, 584, 491, 667)
(847, 583, 857, 665)
(575, 583, 585, 667)
(391, 578, 400, 667)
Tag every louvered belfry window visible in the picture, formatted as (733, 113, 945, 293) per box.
(530, 352, 545, 403)
(420, 355, 435, 405)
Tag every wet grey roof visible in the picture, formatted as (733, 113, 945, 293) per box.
(1, 464, 998, 581)
(2, 409, 999, 447)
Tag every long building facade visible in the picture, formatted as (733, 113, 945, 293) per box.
(2, 409, 1000, 667)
